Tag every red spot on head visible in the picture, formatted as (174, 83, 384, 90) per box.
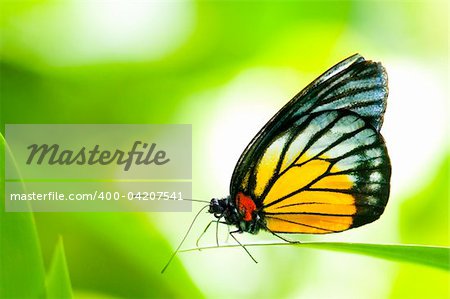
(236, 192, 256, 221)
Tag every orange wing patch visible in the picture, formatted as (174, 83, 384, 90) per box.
(265, 191, 354, 212)
(263, 159, 330, 206)
(267, 203, 356, 215)
(262, 154, 357, 233)
(312, 174, 354, 190)
(266, 214, 354, 234)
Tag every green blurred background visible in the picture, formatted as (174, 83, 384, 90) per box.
(1, 0, 448, 298)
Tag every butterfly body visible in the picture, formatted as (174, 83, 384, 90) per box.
(209, 193, 264, 234)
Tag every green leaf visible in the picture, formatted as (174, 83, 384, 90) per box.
(34, 212, 204, 298)
(46, 237, 72, 299)
(0, 134, 47, 298)
(182, 242, 450, 271)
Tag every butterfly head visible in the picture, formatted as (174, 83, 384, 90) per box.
(209, 197, 230, 217)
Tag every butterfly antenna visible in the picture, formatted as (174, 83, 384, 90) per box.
(161, 204, 210, 274)
(132, 194, 210, 204)
(182, 198, 211, 204)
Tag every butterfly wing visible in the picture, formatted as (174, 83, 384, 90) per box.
(231, 54, 388, 201)
(260, 110, 390, 233)
(230, 54, 390, 233)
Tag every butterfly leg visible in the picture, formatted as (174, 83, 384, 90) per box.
(196, 220, 227, 249)
(229, 230, 258, 263)
(266, 227, 301, 244)
(215, 219, 220, 247)
(225, 223, 231, 242)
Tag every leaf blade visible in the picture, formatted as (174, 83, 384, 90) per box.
(1, 134, 47, 298)
(298, 242, 450, 271)
(181, 242, 450, 271)
(46, 237, 73, 299)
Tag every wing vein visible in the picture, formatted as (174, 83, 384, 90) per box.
(265, 215, 336, 233)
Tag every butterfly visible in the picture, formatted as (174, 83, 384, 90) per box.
(162, 53, 391, 272)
